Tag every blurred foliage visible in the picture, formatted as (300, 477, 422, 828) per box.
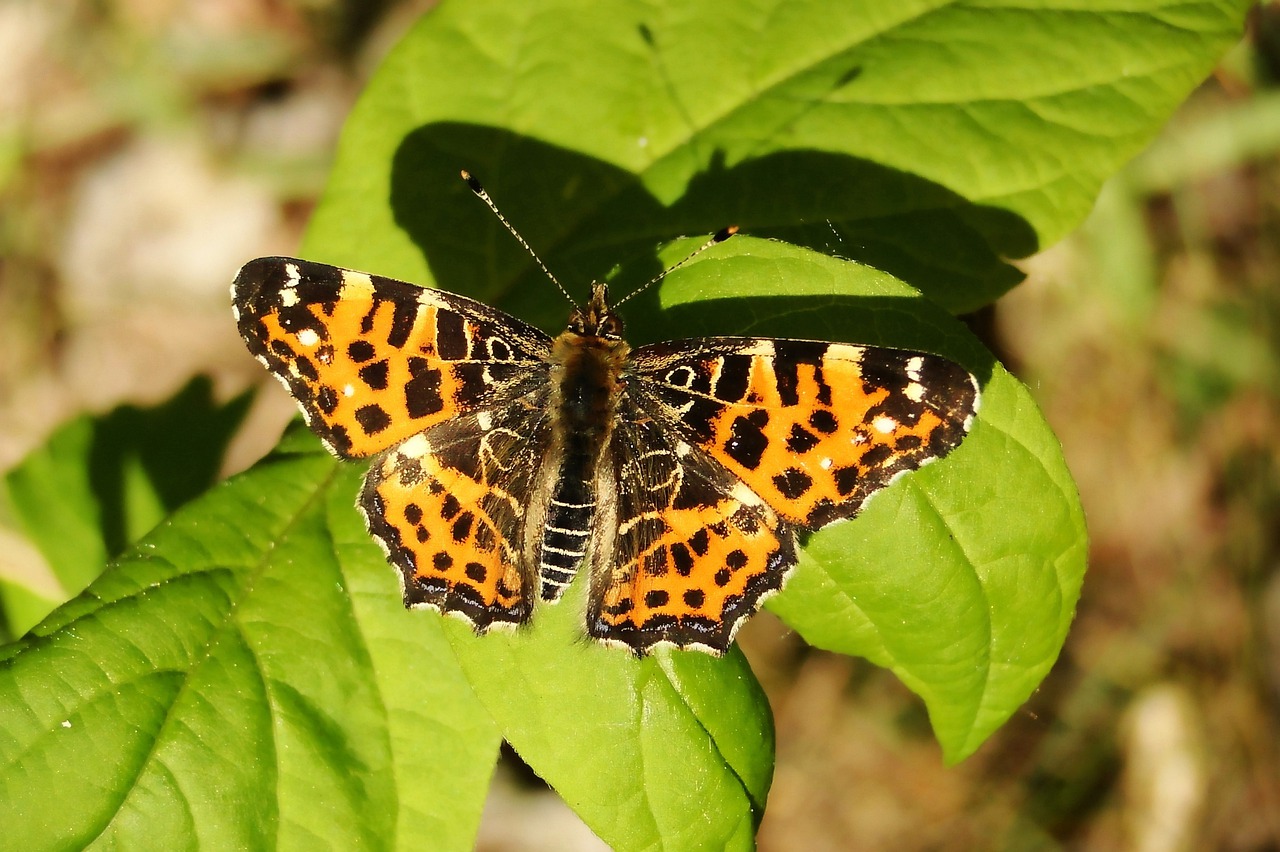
(0, 377, 252, 639)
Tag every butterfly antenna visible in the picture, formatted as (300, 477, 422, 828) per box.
(460, 170, 577, 306)
(613, 225, 739, 308)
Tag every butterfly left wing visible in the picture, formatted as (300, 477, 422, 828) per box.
(233, 256, 557, 630)
(631, 337, 980, 530)
(232, 257, 553, 459)
(585, 414, 796, 655)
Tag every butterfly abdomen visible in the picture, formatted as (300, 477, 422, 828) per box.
(539, 329, 630, 601)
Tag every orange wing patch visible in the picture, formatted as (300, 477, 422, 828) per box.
(364, 437, 529, 626)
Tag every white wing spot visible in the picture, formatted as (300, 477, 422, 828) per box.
(338, 271, 374, 299)
(416, 288, 451, 308)
(904, 382, 925, 403)
(873, 416, 897, 434)
(820, 457, 833, 470)
(399, 434, 431, 458)
(280, 288, 300, 308)
(285, 263, 302, 285)
(296, 328, 319, 347)
(906, 356, 924, 382)
(343, 383, 355, 397)
(730, 482, 764, 507)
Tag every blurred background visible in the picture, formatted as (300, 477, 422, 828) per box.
(0, 1, 1276, 849)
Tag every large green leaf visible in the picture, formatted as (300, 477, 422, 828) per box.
(308, 0, 1247, 316)
(0, 427, 498, 851)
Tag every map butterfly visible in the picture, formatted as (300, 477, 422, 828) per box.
(231, 172, 980, 655)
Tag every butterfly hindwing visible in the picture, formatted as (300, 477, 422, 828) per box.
(632, 337, 979, 530)
(232, 257, 552, 458)
(361, 398, 555, 629)
(586, 414, 796, 654)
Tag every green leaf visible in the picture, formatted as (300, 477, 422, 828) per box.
(0, 427, 498, 851)
(444, 578, 773, 850)
(647, 237, 1084, 763)
(0, 377, 252, 639)
(307, 0, 1248, 315)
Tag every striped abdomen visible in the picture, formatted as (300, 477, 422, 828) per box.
(539, 326, 628, 601)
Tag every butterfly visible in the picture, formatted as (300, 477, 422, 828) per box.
(231, 172, 980, 656)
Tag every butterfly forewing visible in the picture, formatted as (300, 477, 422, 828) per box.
(631, 337, 979, 530)
(232, 257, 552, 458)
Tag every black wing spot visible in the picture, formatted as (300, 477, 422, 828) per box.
(358, 360, 390, 390)
(809, 410, 838, 434)
(665, 366, 695, 388)
(644, 589, 669, 608)
(786, 423, 820, 453)
(347, 340, 376, 362)
(355, 404, 391, 435)
(294, 355, 319, 381)
(712, 357, 751, 401)
(861, 444, 894, 468)
(772, 468, 814, 500)
(405, 362, 444, 419)
(833, 466, 861, 497)
(316, 386, 338, 415)
(688, 528, 710, 556)
(725, 415, 769, 470)
(451, 511, 475, 542)
(487, 338, 512, 360)
(671, 543, 695, 576)
(387, 298, 418, 347)
(435, 311, 468, 359)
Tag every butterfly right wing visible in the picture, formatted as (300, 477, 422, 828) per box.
(232, 257, 553, 458)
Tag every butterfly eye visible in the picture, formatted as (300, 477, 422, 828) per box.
(600, 314, 624, 339)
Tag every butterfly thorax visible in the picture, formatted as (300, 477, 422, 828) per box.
(538, 283, 631, 601)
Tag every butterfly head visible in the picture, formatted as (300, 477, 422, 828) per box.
(568, 282, 624, 340)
